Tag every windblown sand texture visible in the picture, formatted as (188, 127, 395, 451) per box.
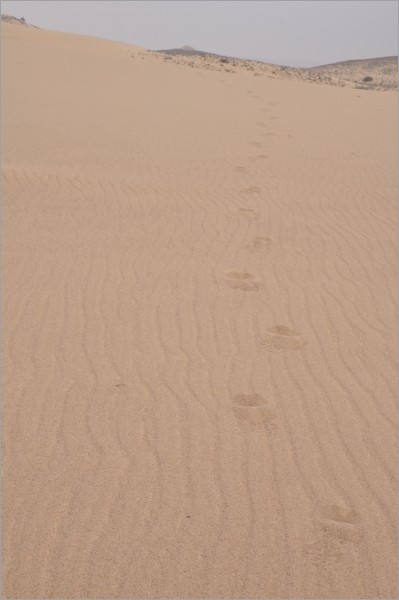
(2, 19, 398, 599)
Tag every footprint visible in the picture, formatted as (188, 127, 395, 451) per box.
(236, 207, 258, 219)
(233, 393, 266, 406)
(260, 132, 276, 137)
(304, 537, 344, 569)
(322, 504, 360, 525)
(256, 121, 267, 127)
(241, 186, 261, 194)
(248, 154, 268, 161)
(305, 504, 361, 568)
(319, 505, 361, 543)
(246, 236, 272, 251)
(268, 325, 298, 336)
(235, 166, 248, 173)
(248, 141, 263, 148)
(320, 520, 360, 544)
(225, 270, 260, 291)
(261, 325, 307, 351)
(232, 394, 277, 432)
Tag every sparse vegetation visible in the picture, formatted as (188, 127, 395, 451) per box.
(382, 82, 398, 89)
(152, 46, 396, 90)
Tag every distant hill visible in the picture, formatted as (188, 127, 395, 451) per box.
(1, 14, 38, 28)
(3, 18, 396, 91)
(156, 45, 227, 59)
(156, 46, 397, 90)
(248, 57, 319, 68)
(309, 56, 398, 89)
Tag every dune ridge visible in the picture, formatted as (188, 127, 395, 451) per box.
(2, 19, 398, 599)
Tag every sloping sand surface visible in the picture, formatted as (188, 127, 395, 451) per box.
(2, 22, 397, 598)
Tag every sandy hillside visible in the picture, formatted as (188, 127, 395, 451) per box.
(2, 18, 398, 599)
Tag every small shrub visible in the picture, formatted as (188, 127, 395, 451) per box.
(362, 75, 373, 82)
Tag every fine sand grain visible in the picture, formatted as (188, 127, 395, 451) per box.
(2, 20, 398, 599)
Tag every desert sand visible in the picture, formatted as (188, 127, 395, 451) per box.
(2, 18, 398, 599)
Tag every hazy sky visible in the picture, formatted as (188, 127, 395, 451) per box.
(2, 0, 398, 67)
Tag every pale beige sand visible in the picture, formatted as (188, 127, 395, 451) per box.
(2, 21, 398, 599)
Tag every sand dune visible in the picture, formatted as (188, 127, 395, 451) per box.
(2, 18, 398, 599)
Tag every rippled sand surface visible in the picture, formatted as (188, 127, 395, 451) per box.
(2, 20, 397, 599)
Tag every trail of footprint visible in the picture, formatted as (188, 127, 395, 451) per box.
(232, 394, 277, 433)
(246, 236, 272, 251)
(225, 270, 260, 291)
(261, 325, 307, 351)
